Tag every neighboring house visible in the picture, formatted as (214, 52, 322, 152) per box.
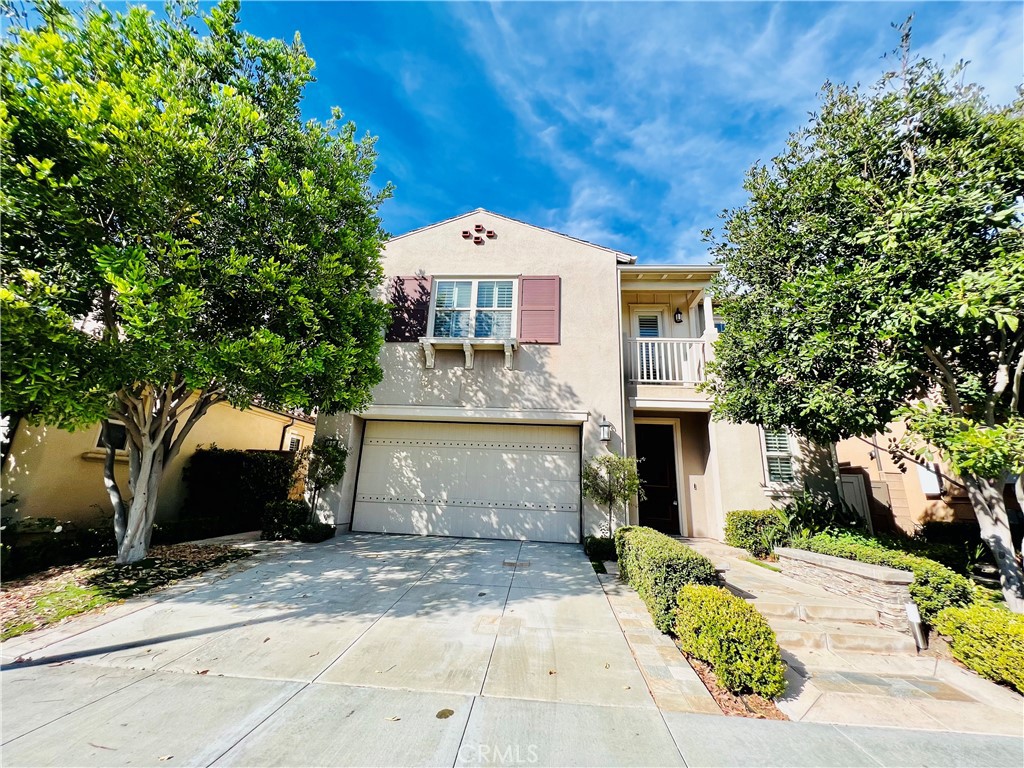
(1, 404, 315, 524)
(316, 209, 833, 544)
(836, 425, 1023, 535)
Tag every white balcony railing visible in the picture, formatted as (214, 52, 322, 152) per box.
(625, 337, 707, 385)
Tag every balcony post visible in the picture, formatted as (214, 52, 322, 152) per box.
(702, 293, 716, 339)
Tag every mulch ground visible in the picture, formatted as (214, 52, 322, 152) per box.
(680, 648, 788, 719)
(1, 543, 253, 641)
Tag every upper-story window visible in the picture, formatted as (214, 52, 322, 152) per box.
(763, 429, 795, 483)
(432, 279, 515, 339)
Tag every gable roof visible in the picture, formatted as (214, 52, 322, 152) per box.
(388, 208, 637, 264)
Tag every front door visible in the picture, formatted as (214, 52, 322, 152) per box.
(635, 423, 680, 534)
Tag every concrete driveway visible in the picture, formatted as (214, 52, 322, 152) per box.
(2, 534, 1022, 767)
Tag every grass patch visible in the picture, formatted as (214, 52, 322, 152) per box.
(744, 557, 782, 573)
(1, 543, 253, 641)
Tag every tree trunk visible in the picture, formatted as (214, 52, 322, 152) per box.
(963, 474, 1024, 613)
(116, 440, 161, 564)
(100, 421, 129, 547)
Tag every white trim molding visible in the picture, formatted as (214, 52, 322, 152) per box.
(360, 405, 590, 424)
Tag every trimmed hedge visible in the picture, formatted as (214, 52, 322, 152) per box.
(583, 535, 617, 562)
(724, 509, 787, 559)
(614, 526, 717, 632)
(793, 531, 973, 622)
(676, 585, 788, 699)
(934, 604, 1024, 694)
(185, 448, 297, 532)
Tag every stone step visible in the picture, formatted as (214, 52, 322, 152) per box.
(750, 599, 879, 625)
(768, 619, 918, 655)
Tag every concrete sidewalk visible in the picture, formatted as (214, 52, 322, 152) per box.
(2, 533, 1022, 767)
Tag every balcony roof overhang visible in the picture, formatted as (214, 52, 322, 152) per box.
(619, 264, 722, 279)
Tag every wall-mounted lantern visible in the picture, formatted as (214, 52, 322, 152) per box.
(673, 308, 684, 324)
(598, 417, 612, 444)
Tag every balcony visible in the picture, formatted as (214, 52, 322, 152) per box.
(625, 337, 707, 385)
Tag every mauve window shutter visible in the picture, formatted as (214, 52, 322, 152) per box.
(518, 276, 561, 344)
(386, 275, 432, 342)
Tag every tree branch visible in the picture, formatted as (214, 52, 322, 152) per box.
(924, 345, 962, 415)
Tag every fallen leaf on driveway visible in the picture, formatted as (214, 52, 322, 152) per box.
(197, 670, 209, 675)
(309, 651, 320, 657)
(263, 637, 270, 643)
(548, 670, 557, 675)
(604, 663, 610, 669)
(385, 716, 400, 722)
(158, 756, 173, 761)
(436, 709, 455, 719)
(88, 743, 115, 751)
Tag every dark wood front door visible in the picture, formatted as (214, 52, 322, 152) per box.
(636, 423, 680, 534)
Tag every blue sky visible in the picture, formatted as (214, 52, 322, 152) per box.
(112, 3, 1024, 262)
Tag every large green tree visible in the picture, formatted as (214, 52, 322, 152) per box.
(1, 1, 391, 563)
(705, 26, 1024, 611)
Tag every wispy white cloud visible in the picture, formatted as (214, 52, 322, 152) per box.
(450, 1, 1021, 264)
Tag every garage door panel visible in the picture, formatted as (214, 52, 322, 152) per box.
(354, 421, 580, 543)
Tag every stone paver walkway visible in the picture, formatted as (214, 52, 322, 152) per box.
(683, 538, 1024, 736)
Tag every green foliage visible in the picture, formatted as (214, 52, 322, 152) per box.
(723, 509, 788, 559)
(779, 488, 866, 538)
(260, 499, 309, 541)
(300, 435, 349, 514)
(0, 516, 115, 579)
(614, 526, 718, 632)
(675, 585, 788, 699)
(901, 405, 1024, 482)
(184, 447, 298, 527)
(294, 521, 337, 544)
(705, 34, 1024, 448)
(583, 535, 617, 562)
(793, 531, 974, 622)
(582, 453, 644, 535)
(1, 0, 391, 562)
(934, 604, 1024, 694)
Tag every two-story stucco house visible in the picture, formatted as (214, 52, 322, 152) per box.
(316, 210, 822, 543)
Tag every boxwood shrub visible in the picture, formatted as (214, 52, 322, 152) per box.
(583, 535, 617, 562)
(723, 509, 787, 559)
(676, 584, 788, 699)
(934, 603, 1024, 694)
(614, 526, 717, 632)
(792, 531, 973, 622)
(261, 500, 336, 544)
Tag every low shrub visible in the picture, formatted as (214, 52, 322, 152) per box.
(724, 509, 787, 559)
(0, 517, 115, 579)
(792, 531, 973, 622)
(260, 500, 311, 541)
(675, 584, 787, 699)
(583, 535, 617, 562)
(185, 448, 299, 532)
(614, 526, 717, 632)
(934, 603, 1024, 694)
(294, 521, 337, 544)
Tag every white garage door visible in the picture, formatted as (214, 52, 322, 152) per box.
(353, 421, 581, 543)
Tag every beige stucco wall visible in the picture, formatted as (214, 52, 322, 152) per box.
(2, 405, 314, 525)
(316, 211, 627, 537)
(836, 423, 974, 533)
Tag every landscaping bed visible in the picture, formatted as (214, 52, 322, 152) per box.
(1, 543, 253, 641)
(681, 652, 787, 719)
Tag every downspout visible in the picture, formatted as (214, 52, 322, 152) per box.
(615, 262, 630, 525)
(279, 416, 296, 451)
